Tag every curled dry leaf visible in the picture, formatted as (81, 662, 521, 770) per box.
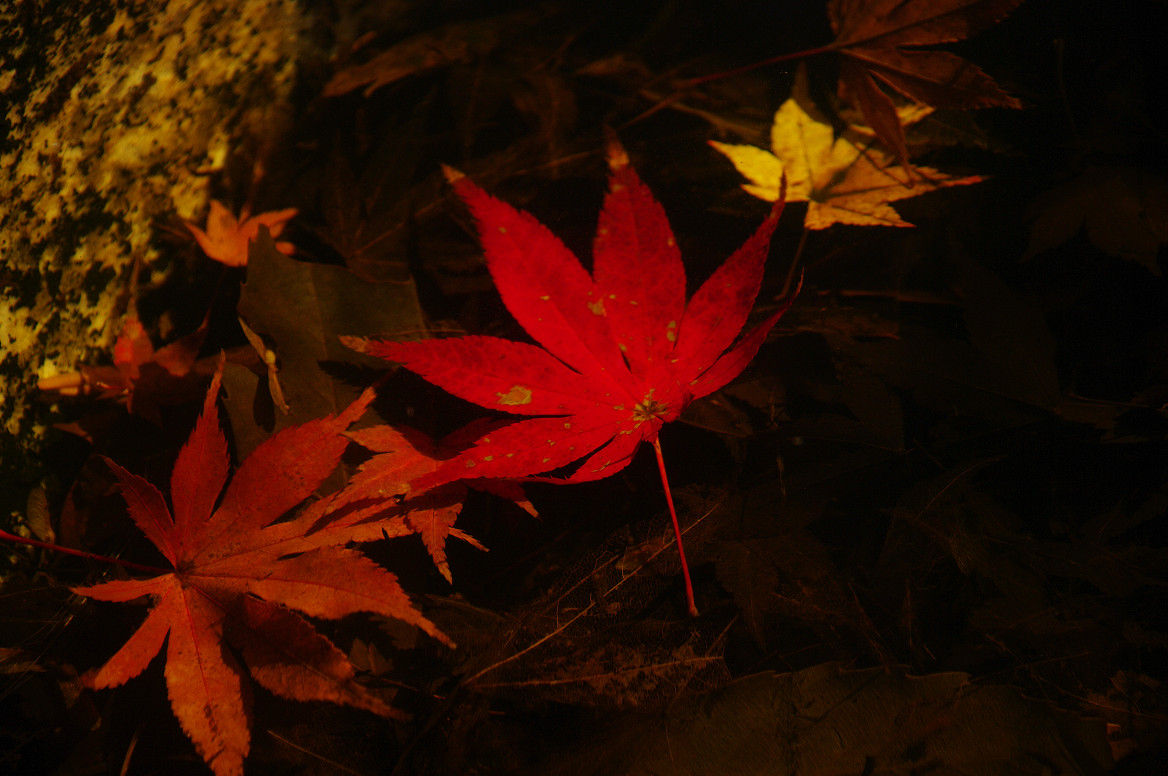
(238, 316, 290, 414)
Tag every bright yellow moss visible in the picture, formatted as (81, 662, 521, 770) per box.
(0, 0, 310, 475)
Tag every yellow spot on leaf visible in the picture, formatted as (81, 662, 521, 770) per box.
(588, 298, 606, 316)
(496, 385, 533, 406)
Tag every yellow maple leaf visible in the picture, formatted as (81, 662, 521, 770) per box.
(186, 200, 297, 267)
(710, 71, 981, 230)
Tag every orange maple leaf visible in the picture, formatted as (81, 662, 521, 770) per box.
(186, 200, 297, 267)
(326, 419, 536, 583)
(72, 361, 449, 776)
(827, 0, 1024, 167)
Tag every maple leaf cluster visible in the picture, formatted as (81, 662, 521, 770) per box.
(699, 0, 1024, 227)
(58, 140, 794, 773)
(711, 67, 983, 229)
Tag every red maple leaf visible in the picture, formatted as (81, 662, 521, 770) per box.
(71, 360, 449, 776)
(345, 139, 796, 614)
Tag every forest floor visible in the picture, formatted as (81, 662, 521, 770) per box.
(3, 0, 1167, 773)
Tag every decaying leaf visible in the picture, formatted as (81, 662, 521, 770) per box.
(443, 488, 734, 711)
(827, 0, 1024, 166)
(72, 360, 448, 776)
(1025, 165, 1168, 275)
(717, 531, 887, 657)
(323, 6, 556, 98)
(226, 230, 426, 459)
(37, 310, 211, 426)
(711, 67, 983, 229)
(540, 663, 1112, 775)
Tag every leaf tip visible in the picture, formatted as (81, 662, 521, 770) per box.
(604, 130, 629, 171)
(441, 164, 465, 185)
(339, 335, 370, 354)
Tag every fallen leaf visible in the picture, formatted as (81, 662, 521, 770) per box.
(112, 313, 154, 384)
(730, 535, 886, 656)
(316, 103, 434, 278)
(346, 138, 795, 615)
(330, 419, 535, 583)
(1025, 165, 1168, 274)
(185, 200, 297, 267)
(711, 67, 983, 229)
(347, 139, 795, 490)
(539, 663, 1112, 775)
(827, 0, 1024, 166)
(323, 7, 556, 98)
(226, 229, 426, 460)
(446, 489, 733, 710)
(37, 311, 210, 426)
(72, 360, 448, 776)
(238, 316, 290, 415)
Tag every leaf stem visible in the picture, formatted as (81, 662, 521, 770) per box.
(680, 45, 835, 89)
(0, 529, 167, 575)
(652, 438, 698, 617)
(780, 227, 810, 301)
